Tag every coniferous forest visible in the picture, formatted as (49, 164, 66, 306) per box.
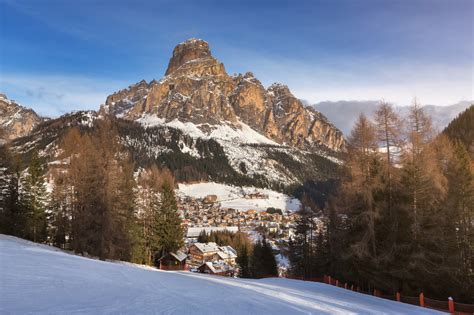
(0, 119, 184, 264)
(288, 104, 474, 303)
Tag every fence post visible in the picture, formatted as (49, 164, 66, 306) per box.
(328, 276, 332, 285)
(419, 292, 424, 307)
(336, 280, 339, 287)
(448, 297, 454, 313)
(396, 292, 400, 302)
(351, 284, 354, 291)
(344, 283, 348, 289)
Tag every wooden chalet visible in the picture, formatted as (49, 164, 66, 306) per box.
(188, 242, 220, 263)
(158, 251, 188, 271)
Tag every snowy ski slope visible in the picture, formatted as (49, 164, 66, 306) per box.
(0, 235, 442, 315)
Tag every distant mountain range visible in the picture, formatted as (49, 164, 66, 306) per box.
(312, 100, 472, 136)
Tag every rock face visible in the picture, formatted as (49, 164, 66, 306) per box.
(103, 39, 344, 151)
(0, 94, 43, 141)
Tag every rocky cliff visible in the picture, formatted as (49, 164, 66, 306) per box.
(103, 39, 344, 151)
(0, 94, 43, 141)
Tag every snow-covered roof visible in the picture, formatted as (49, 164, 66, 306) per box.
(170, 250, 188, 262)
(193, 242, 219, 253)
(159, 250, 187, 262)
(217, 246, 237, 260)
(199, 261, 233, 274)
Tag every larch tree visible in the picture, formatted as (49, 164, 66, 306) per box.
(345, 114, 381, 259)
(374, 102, 402, 227)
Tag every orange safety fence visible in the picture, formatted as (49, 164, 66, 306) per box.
(282, 274, 474, 315)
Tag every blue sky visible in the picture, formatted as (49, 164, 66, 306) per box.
(0, 0, 472, 117)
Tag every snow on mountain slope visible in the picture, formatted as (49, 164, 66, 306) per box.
(0, 235, 442, 315)
(138, 114, 279, 145)
(178, 182, 301, 212)
(138, 113, 305, 184)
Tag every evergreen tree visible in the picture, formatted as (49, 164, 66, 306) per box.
(21, 150, 49, 243)
(250, 237, 278, 278)
(0, 144, 26, 237)
(154, 180, 184, 260)
(197, 230, 209, 243)
(49, 170, 71, 249)
(237, 244, 251, 278)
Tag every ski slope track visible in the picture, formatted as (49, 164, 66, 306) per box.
(0, 235, 442, 314)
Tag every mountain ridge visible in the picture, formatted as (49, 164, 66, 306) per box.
(0, 94, 45, 142)
(102, 38, 345, 152)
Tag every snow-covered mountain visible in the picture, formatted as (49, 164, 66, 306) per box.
(7, 39, 344, 195)
(0, 234, 442, 315)
(9, 110, 340, 200)
(0, 94, 44, 141)
(101, 38, 344, 152)
(313, 100, 472, 136)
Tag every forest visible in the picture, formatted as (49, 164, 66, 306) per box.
(0, 119, 184, 265)
(287, 104, 474, 303)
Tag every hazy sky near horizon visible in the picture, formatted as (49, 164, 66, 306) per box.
(0, 0, 473, 117)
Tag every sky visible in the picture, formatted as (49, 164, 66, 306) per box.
(0, 0, 473, 117)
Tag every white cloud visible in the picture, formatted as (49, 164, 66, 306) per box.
(0, 73, 128, 117)
(221, 47, 473, 106)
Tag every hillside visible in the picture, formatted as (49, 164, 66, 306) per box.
(0, 235, 442, 315)
(9, 111, 340, 201)
(178, 182, 301, 212)
(443, 105, 474, 159)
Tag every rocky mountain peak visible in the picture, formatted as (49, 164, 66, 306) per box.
(267, 83, 291, 96)
(103, 39, 345, 152)
(0, 94, 43, 141)
(165, 38, 212, 75)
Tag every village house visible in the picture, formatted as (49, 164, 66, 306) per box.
(198, 261, 234, 276)
(188, 242, 238, 266)
(188, 242, 220, 263)
(158, 251, 188, 271)
(213, 246, 237, 266)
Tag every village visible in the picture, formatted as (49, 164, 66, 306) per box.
(179, 193, 298, 236)
(156, 193, 300, 276)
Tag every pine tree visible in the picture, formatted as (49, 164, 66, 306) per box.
(197, 230, 209, 243)
(0, 144, 26, 237)
(261, 237, 278, 277)
(250, 237, 278, 278)
(21, 150, 49, 243)
(237, 244, 251, 278)
(49, 170, 71, 249)
(154, 179, 184, 261)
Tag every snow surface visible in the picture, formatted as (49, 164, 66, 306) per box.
(178, 182, 301, 212)
(0, 235, 442, 315)
(137, 114, 279, 145)
(136, 113, 337, 185)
